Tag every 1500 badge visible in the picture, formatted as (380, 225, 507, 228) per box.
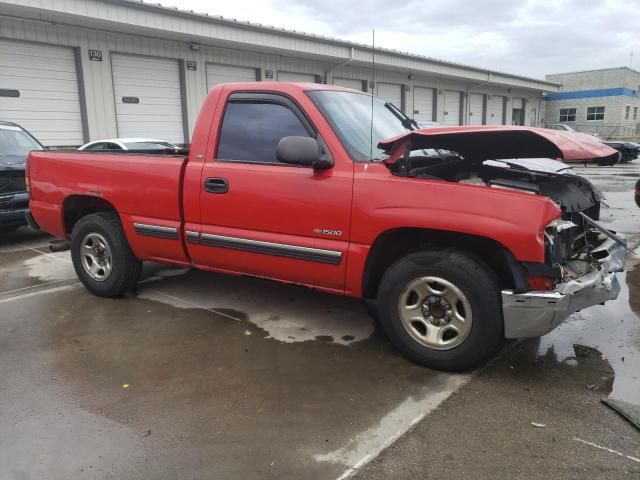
(314, 228, 342, 237)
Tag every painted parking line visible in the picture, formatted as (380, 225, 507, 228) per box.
(0, 283, 80, 304)
(17, 243, 73, 264)
(324, 375, 472, 480)
(573, 437, 640, 464)
(0, 278, 80, 300)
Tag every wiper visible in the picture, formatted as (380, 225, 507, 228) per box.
(384, 102, 418, 130)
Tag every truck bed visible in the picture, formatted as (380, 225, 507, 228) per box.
(28, 150, 190, 263)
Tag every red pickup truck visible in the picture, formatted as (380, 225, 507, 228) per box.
(27, 82, 625, 371)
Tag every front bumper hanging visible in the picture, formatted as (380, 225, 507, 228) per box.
(501, 235, 626, 339)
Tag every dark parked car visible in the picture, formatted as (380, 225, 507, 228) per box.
(602, 141, 640, 163)
(0, 121, 44, 231)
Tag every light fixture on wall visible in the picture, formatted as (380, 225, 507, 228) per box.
(189, 43, 201, 51)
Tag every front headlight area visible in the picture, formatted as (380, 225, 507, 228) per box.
(544, 219, 579, 268)
(543, 218, 612, 284)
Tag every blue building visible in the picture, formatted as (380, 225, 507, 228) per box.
(545, 67, 640, 139)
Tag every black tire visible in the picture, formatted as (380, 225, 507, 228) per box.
(363, 298, 380, 322)
(376, 248, 503, 372)
(70, 212, 142, 298)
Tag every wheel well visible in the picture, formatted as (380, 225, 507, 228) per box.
(362, 228, 527, 300)
(62, 195, 118, 235)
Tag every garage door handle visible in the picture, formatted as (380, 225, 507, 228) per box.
(204, 177, 229, 194)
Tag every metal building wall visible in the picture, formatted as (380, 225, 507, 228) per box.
(0, 13, 549, 143)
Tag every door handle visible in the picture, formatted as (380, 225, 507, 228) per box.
(204, 177, 229, 194)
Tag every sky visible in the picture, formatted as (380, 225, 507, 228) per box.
(162, 0, 638, 79)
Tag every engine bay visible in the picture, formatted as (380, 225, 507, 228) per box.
(387, 151, 601, 215)
(387, 150, 607, 266)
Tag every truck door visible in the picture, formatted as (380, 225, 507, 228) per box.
(188, 92, 353, 292)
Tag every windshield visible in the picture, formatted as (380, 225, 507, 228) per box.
(123, 142, 176, 150)
(0, 125, 43, 157)
(307, 90, 409, 161)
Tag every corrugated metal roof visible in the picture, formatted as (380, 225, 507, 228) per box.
(106, 0, 559, 88)
(547, 66, 640, 77)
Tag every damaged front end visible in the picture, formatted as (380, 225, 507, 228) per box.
(378, 126, 626, 339)
(502, 217, 626, 338)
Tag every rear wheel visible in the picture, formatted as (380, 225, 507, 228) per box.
(70, 212, 142, 297)
(377, 249, 504, 371)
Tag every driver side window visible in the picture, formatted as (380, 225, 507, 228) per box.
(216, 100, 310, 165)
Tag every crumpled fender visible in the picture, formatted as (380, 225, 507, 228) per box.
(352, 162, 562, 264)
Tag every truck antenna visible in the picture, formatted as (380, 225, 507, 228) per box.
(370, 28, 375, 160)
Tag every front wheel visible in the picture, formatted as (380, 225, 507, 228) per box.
(377, 249, 504, 371)
(70, 212, 142, 298)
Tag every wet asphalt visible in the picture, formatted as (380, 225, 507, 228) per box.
(1, 163, 639, 479)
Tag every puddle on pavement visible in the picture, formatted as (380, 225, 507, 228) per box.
(0, 248, 75, 294)
(136, 268, 375, 346)
(0, 285, 451, 479)
(533, 257, 640, 404)
(23, 250, 74, 281)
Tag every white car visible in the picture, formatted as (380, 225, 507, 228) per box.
(78, 138, 178, 151)
(546, 123, 575, 132)
(547, 123, 600, 139)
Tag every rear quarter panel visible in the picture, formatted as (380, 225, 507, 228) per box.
(29, 150, 189, 263)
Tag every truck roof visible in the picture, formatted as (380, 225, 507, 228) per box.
(211, 81, 364, 94)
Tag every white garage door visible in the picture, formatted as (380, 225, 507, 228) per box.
(206, 64, 257, 90)
(333, 77, 364, 91)
(443, 90, 461, 125)
(111, 54, 185, 144)
(487, 95, 504, 125)
(376, 83, 402, 109)
(0, 39, 84, 146)
(468, 93, 484, 125)
(413, 87, 434, 124)
(277, 71, 316, 83)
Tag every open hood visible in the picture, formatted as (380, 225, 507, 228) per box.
(379, 126, 619, 164)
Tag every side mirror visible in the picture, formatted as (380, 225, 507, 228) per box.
(276, 136, 333, 169)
